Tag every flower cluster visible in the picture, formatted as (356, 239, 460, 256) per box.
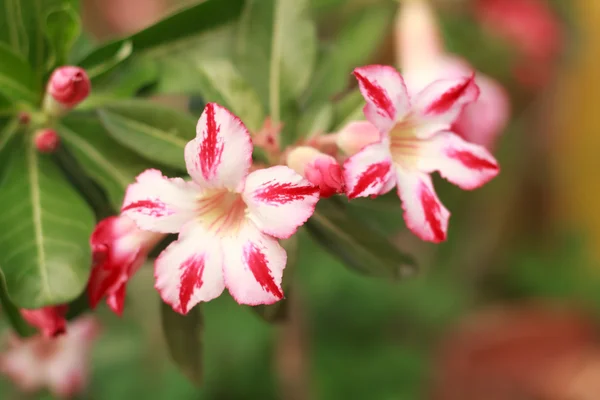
(87, 59, 500, 316)
(0, 2, 512, 396)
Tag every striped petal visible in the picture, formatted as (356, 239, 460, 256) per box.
(395, 167, 449, 243)
(154, 225, 225, 315)
(243, 166, 319, 239)
(418, 132, 500, 190)
(185, 103, 253, 190)
(413, 76, 480, 138)
(343, 141, 394, 199)
(121, 169, 197, 233)
(222, 223, 286, 306)
(353, 65, 411, 132)
(154, 227, 225, 314)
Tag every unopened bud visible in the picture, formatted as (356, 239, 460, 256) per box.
(336, 121, 380, 156)
(34, 129, 60, 153)
(44, 66, 91, 116)
(287, 146, 344, 198)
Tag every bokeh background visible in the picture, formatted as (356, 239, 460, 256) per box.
(4, 0, 600, 398)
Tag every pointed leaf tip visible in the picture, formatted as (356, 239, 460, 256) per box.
(160, 301, 204, 386)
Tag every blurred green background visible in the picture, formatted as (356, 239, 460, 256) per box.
(4, 0, 600, 398)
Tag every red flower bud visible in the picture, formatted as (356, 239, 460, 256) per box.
(34, 129, 60, 153)
(46, 66, 91, 108)
(20, 305, 68, 338)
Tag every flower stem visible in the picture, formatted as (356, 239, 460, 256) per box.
(269, 0, 284, 125)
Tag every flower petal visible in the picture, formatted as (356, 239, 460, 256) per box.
(413, 76, 480, 137)
(453, 74, 510, 148)
(222, 223, 286, 306)
(353, 65, 411, 132)
(154, 226, 225, 314)
(185, 103, 253, 190)
(395, 167, 449, 243)
(0, 338, 44, 393)
(121, 169, 197, 233)
(88, 215, 163, 315)
(343, 141, 394, 199)
(106, 283, 127, 316)
(336, 120, 382, 156)
(20, 306, 68, 338)
(243, 166, 320, 239)
(419, 132, 500, 190)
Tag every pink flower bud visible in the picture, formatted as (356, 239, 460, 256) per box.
(287, 146, 344, 198)
(46, 66, 91, 109)
(335, 121, 381, 156)
(20, 306, 68, 338)
(34, 129, 60, 153)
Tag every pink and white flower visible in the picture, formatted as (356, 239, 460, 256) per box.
(396, 0, 510, 149)
(286, 146, 344, 198)
(20, 306, 68, 338)
(121, 103, 320, 314)
(345, 65, 499, 243)
(88, 215, 164, 316)
(0, 316, 100, 399)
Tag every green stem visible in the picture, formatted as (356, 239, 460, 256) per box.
(269, 0, 284, 124)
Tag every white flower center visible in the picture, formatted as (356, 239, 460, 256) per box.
(195, 189, 247, 236)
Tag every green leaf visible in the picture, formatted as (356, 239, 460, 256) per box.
(0, 118, 20, 185)
(60, 115, 156, 210)
(0, 0, 28, 55)
(0, 134, 94, 308)
(304, 4, 394, 104)
(0, 0, 77, 77)
(161, 301, 204, 386)
(0, 270, 36, 337)
(45, 5, 81, 68)
(0, 42, 40, 104)
(236, 0, 317, 122)
(305, 197, 417, 280)
(85, 57, 159, 101)
(80, 40, 133, 80)
(251, 236, 298, 323)
(296, 102, 334, 139)
(193, 58, 265, 132)
(97, 100, 196, 171)
(77, 0, 245, 78)
(144, 25, 236, 96)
